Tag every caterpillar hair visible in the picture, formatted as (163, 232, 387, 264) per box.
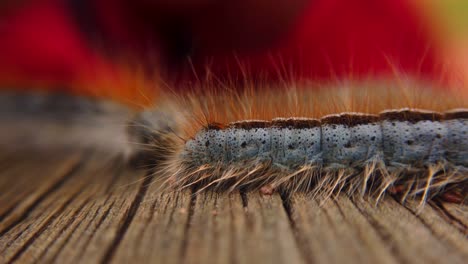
(136, 79, 468, 206)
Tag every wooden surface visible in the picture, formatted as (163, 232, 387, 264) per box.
(0, 152, 467, 264)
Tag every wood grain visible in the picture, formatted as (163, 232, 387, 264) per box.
(0, 152, 467, 264)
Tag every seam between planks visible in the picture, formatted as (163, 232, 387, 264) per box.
(240, 191, 248, 208)
(229, 193, 238, 264)
(0, 155, 84, 236)
(279, 193, 315, 264)
(348, 198, 410, 264)
(65, 199, 106, 261)
(42, 200, 94, 264)
(30, 157, 127, 263)
(432, 201, 468, 234)
(6, 183, 88, 264)
(68, 169, 124, 262)
(35, 197, 91, 263)
(100, 170, 154, 264)
(0, 204, 18, 223)
(180, 189, 196, 264)
(396, 196, 467, 241)
(62, 198, 113, 264)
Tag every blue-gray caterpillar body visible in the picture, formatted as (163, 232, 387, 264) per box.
(171, 108, 467, 203)
(184, 108, 467, 169)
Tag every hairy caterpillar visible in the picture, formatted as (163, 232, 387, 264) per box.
(169, 108, 467, 203)
(137, 80, 468, 205)
(2, 80, 467, 205)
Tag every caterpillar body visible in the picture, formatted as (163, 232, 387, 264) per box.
(144, 84, 468, 205)
(184, 109, 467, 168)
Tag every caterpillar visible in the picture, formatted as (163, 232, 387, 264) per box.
(137, 81, 468, 205)
(170, 108, 467, 203)
(2, 80, 467, 206)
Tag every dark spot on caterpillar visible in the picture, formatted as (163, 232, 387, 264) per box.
(436, 134, 442, 139)
(406, 140, 414, 145)
(332, 125, 337, 129)
(344, 142, 352, 148)
(371, 136, 376, 141)
(262, 140, 266, 144)
(326, 138, 330, 142)
(392, 122, 396, 126)
(205, 140, 210, 147)
(241, 142, 247, 148)
(288, 144, 294, 149)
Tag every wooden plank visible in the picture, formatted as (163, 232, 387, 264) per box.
(0, 154, 145, 263)
(353, 197, 467, 264)
(399, 200, 468, 257)
(289, 194, 397, 264)
(112, 181, 192, 264)
(35, 160, 145, 264)
(0, 152, 467, 264)
(54, 172, 143, 263)
(244, 192, 305, 264)
(0, 159, 61, 218)
(113, 190, 305, 264)
(182, 192, 304, 264)
(0, 153, 85, 263)
(0, 153, 82, 235)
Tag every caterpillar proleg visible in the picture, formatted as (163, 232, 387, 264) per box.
(141, 81, 468, 205)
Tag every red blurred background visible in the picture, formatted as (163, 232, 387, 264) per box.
(0, 0, 467, 107)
